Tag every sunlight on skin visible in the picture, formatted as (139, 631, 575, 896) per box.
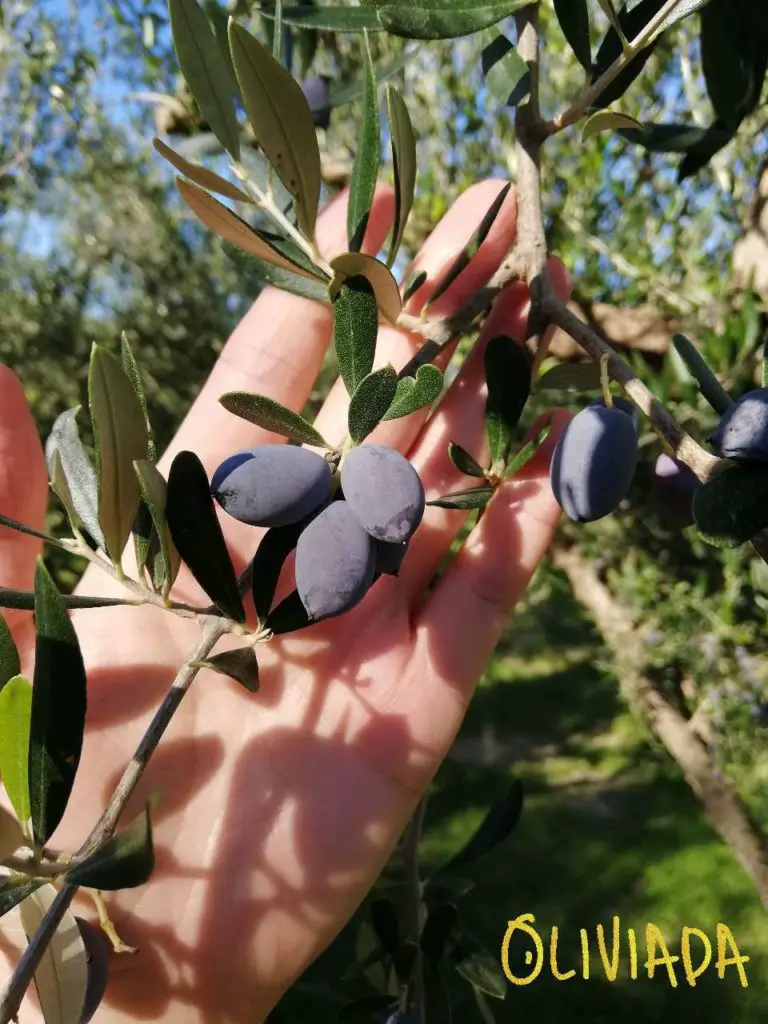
(0, 180, 571, 1023)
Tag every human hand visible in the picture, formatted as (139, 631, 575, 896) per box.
(0, 178, 570, 1023)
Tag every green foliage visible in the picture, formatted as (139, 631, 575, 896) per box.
(165, 451, 246, 622)
(219, 391, 330, 447)
(0, 676, 33, 830)
(383, 364, 444, 419)
(333, 276, 380, 395)
(66, 806, 154, 890)
(484, 336, 532, 468)
(348, 365, 399, 442)
(348, 33, 382, 251)
(0, 614, 20, 690)
(191, 646, 261, 692)
(29, 560, 88, 847)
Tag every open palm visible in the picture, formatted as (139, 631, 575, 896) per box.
(0, 179, 570, 1023)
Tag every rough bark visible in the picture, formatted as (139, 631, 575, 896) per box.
(552, 545, 768, 910)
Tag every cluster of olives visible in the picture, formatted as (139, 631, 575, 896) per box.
(211, 443, 425, 622)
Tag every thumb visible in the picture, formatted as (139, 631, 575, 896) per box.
(0, 364, 48, 636)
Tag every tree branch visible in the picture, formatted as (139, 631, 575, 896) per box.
(553, 545, 768, 910)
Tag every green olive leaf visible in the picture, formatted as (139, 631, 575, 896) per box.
(165, 451, 245, 622)
(484, 335, 532, 468)
(383, 364, 443, 420)
(333, 275, 380, 396)
(263, 5, 382, 31)
(19, 884, 89, 1024)
(169, 0, 240, 158)
(553, 0, 591, 70)
(694, 464, 768, 548)
(330, 253, 403, 324)
(29, 560, 88, 847)
(153, 137, 252, 203)
(133, 460, 181, 597)
(88, 344, 149, 567)
(251, 522, 305, 624)
(191, 646, 260, 693)
(536, 360, 603, 392)
(0, 877, 43, 920)
(385, 85, 417, 267)
(0, 675, 32, 834)
(378, 0, 533, 40)
(447, 442, 487, 478)
(480, 32, 530, 107)
(229, 20, 321, 240)
(348, 365, 399, 443)
(582, 110, 644, 142)
(451, 931, 507, 999)
(65, 805, 154, 890)
(348, 31, 381, 252)
(222, 242, 331, 303)
(427, 487, 495, 510)
(177, 177, 324, 279)
(45, 408, 105, 550)
(218, 391, 330, 447)
(0, 612, 20, 691)
(672, 333, 734, 415)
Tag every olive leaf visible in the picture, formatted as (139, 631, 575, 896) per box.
(251, 522, 305, 623)
(426, 183, 512, 310)
(590, 0, 664, 109)
(120, 333, 154, 461)
(330, 252, 403, 324)
(222, 242, 331, 303)
(385, 85, 416, 267)
(191, 646, 260, 693)
(153, 137, 252, 203)
(441, 780, 523, 873)
(165, 451, 245, 622)
(333, 275, 380, 396)
(420, 903, 462, 961)
(266, 589, 313, 635)
(0, 675, 33, 832)
(348, 31, 381, 252)
(0, 612, 20, 690)
(0, 877, 43, 920)
(701, 0, 767, 131)
(480, 32, 530, 107)
(0, 589, 132, 612)
(133, 460, 181, 597)
(19, 884, 89, 1023)
(402, 268, 427, 303)
(229, 20, 321, 240)
(219, 391, 330, 447)
(582, 110, 644, 141)
(383, 364, 443, 420)
(378, 0, 535, 40)
(553, 0, 591, 70)
(65, 805, 154, 890)
(484, 335, 532, 467)
(348, 365, 399, 443)
(447, 442, 487, 478)
(168, 0, 240, 158)
(672, 333, 734, 415)
(536, 360, 602, 392)
(29, 559, 88, 846)
(45, 408, 105, 549)
(427, 487, 494, 510)
(693, 465, 768, 548)
(505, 417, 552, 477)
(451, 932, 507, 999)
(88, 344, 149, 567)
(177, 178, 324, 279)
(265, 5, 382, 31)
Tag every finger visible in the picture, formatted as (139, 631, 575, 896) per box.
(312, 180, 517, 451)
(403, 410, 570, 743)
(0, 364, 48, 638)
(159, 181, 395, 477)
(399, 257, 572, 599)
